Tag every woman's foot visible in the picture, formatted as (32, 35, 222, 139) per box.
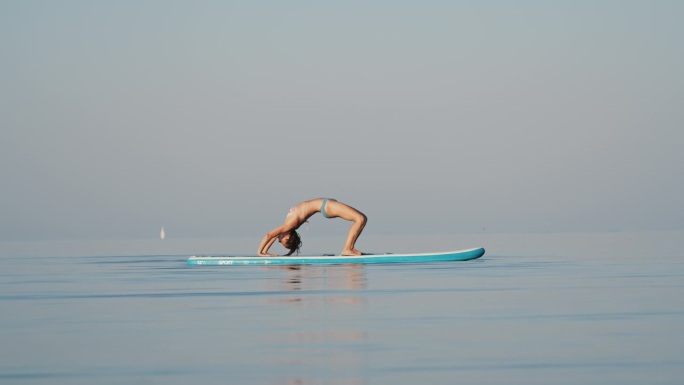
(341, 249, 363, 256)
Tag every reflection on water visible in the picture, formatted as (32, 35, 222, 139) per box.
(272, 264, 366, 291)
(265, 265, 367, 385)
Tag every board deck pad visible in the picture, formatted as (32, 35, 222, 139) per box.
(187, 247, 485, 266)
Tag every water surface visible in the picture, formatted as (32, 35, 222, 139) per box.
(1, 232, 683, 384)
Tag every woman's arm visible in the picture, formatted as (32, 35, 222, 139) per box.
(257, 210, 303, 256)
(257, 225, 287, 256)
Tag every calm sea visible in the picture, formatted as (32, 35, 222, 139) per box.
(1, 231, 683, 385)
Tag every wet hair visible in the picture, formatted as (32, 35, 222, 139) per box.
(283, 230, 302, 256)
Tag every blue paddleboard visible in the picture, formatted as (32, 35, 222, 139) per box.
(187, 247, 485, 266)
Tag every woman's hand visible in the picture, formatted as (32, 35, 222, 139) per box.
(258, 252, 277, 257)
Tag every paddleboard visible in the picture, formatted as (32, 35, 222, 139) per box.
(187, 247, 484, 266)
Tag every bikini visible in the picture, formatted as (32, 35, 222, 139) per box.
(320, 198, 336, 218)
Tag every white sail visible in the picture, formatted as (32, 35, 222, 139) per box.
(160, 227, 166, 240)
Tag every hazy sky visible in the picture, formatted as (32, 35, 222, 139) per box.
(1, 0, 682, 242)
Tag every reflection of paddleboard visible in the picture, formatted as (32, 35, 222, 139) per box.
(187, 247, 485, 266)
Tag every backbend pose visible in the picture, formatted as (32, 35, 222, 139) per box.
(258, 198, 367, 256)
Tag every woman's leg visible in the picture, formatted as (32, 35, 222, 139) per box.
(342, 213, 367, 255)
(323, 200, 368, 255)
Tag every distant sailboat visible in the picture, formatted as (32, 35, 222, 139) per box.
(160, 227, 166, 240)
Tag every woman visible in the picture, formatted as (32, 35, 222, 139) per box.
(258, 198, 367, 256)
